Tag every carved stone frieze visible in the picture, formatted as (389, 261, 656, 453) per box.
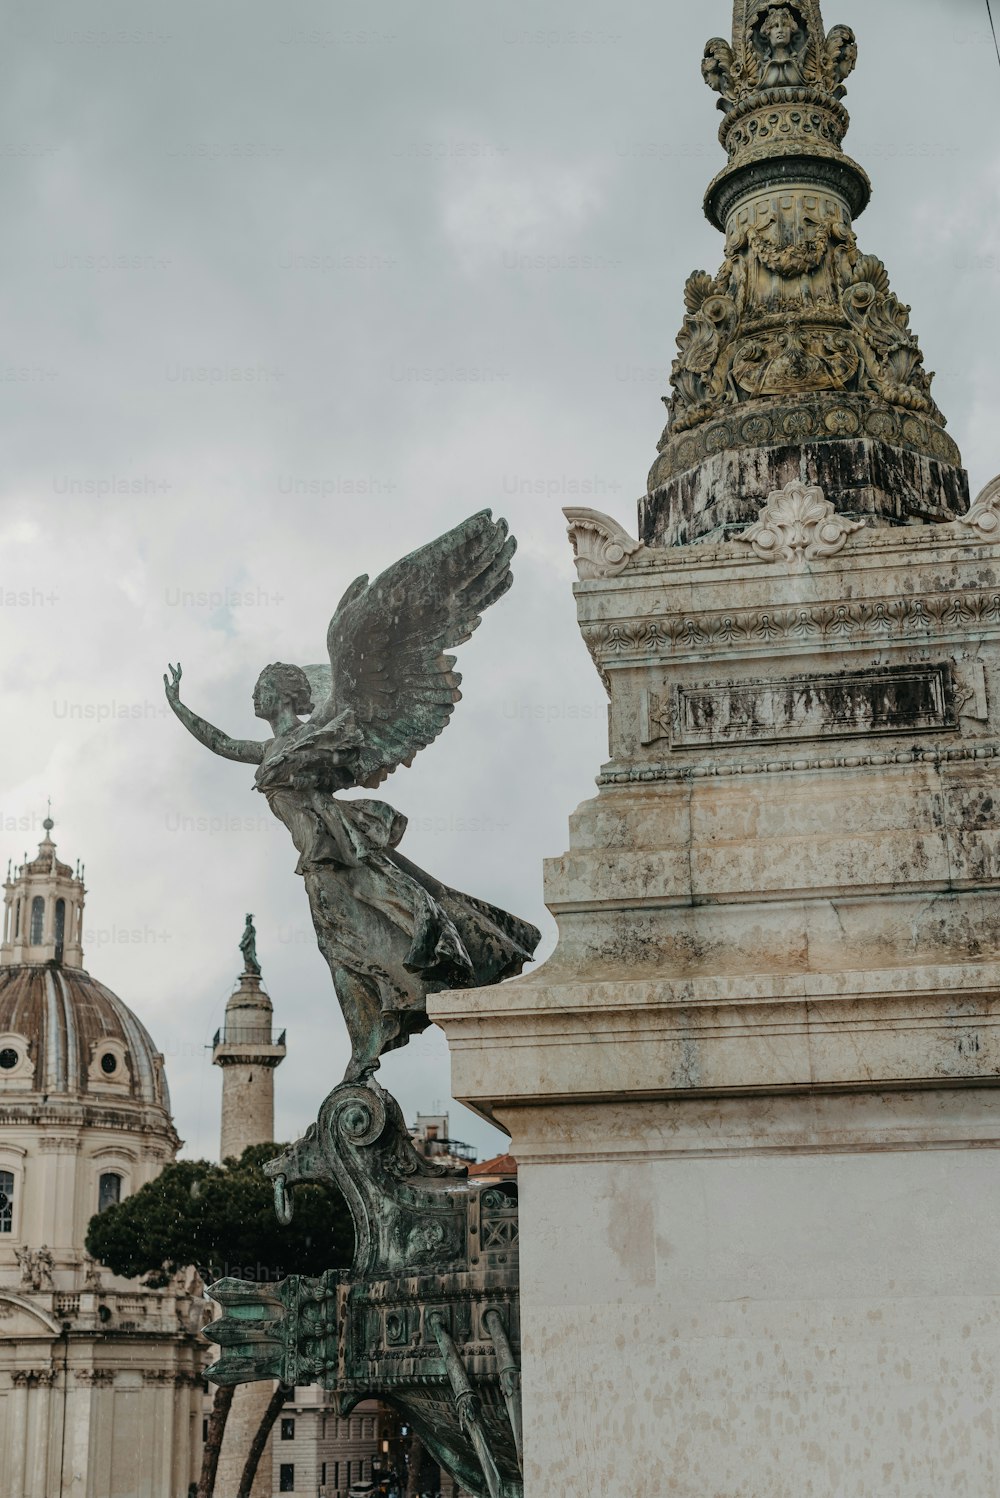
(564, 509, 645, 580)
(75, 1369, 115, 1386)
(737, 480, 864, 562)
(580, 589, 1000, 673)
(960, 475, 1000, 537)
(643, 663, 956, 751)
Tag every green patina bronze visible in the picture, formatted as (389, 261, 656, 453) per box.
(239, 913, 261, 976)
(204, 1080, 522, 1497)
(166, 514, 534, 1497)
(165, 509, 539, 1082)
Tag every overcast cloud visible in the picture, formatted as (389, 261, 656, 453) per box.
(1, 0, 997, 1160)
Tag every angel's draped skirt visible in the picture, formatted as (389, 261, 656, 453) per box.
(260, 787, 540, 1036)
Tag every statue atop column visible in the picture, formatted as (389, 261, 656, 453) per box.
(239, 913, 261, 976)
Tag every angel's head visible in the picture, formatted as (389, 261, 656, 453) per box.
(253, 662, 314, 723)
(761, 6, 797, 49)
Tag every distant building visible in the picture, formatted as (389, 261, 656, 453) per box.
(273, 1390, 395, 1496)
(0, 820, 205, 1496)
(410, 1112, 476, 1169)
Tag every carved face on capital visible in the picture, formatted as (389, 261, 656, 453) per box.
(761, 7, 797, 50)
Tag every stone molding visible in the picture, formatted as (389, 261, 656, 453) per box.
(736, 480, 864, 562)
(960, 474, 1000, 536)
(597, 738, 1000, 786)
(652, 392, 962, 492)
(581, 589, 1000, 672)
(564, 508, 645, 580)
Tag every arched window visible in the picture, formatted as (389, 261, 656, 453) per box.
(54, 899, 66, 962)
(29, 897, 45, 946)
(98, 1172, 122, 1214)
(0, 1170, 14, 1233)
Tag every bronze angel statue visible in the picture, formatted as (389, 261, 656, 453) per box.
(165, 512, 540, 1081)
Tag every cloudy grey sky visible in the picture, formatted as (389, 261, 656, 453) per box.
(1, 0, 997, 1160)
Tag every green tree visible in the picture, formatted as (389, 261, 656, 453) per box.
(86, 1143, 353, 1497)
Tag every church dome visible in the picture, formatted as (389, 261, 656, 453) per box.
(0, 821, 171, 1115)
(0, 964, 170, 1109)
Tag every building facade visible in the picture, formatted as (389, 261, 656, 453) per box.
(0, 821, 205, 1498)
(271, 1392, 391, 1497)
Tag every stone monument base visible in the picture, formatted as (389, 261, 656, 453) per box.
(509, 1089, 1000, 1496)
(433, 494, 1000, 1496)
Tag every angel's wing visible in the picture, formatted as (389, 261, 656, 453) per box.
(320, 510, 516, 788)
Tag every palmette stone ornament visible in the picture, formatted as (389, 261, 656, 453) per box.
(564, 507, 645, 580)
(960, 475, 1000, 536)
(738, 479, 864, 563)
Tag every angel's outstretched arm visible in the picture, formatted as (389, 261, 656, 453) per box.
(163, 663, 265, 765)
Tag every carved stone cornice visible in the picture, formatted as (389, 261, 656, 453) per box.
(582, 589, 1000, 670)
(564, 509, 645, 580)
(598, 739, 1000, 787)
(737, 480, 864, 562)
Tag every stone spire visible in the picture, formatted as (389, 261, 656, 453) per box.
(1, 816, 86, 969)
(643, 0, 970, 547)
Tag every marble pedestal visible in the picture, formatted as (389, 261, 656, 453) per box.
(432, 490, 1000, 1497)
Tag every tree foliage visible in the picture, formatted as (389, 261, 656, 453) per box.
(85, 1143, 353, 1288)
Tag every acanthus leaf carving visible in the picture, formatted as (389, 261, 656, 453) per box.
(736, 480, 864, 563)
(666, 196, 944, 439)
(564, 509, 645, 581)
(960, 476, 1000, 537)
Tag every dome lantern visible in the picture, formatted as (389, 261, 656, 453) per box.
(1, 816, 86, 970)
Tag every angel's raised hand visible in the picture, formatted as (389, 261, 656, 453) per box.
(164, 662, 183, 705)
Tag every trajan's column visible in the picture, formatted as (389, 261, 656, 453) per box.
(213, 918, 286, 1498)
(434, 3, 1000, 1493)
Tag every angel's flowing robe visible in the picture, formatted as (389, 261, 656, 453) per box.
(255, 756, 540, 1070)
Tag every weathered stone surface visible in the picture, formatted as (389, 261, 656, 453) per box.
(432, 493, 1000, 1496)
(644, 431, 970, 546)
(512, 1097, 1000, 1498)
(647, 2, 963, 544)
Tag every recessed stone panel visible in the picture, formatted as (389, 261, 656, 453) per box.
(643, 662, 956, 750)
